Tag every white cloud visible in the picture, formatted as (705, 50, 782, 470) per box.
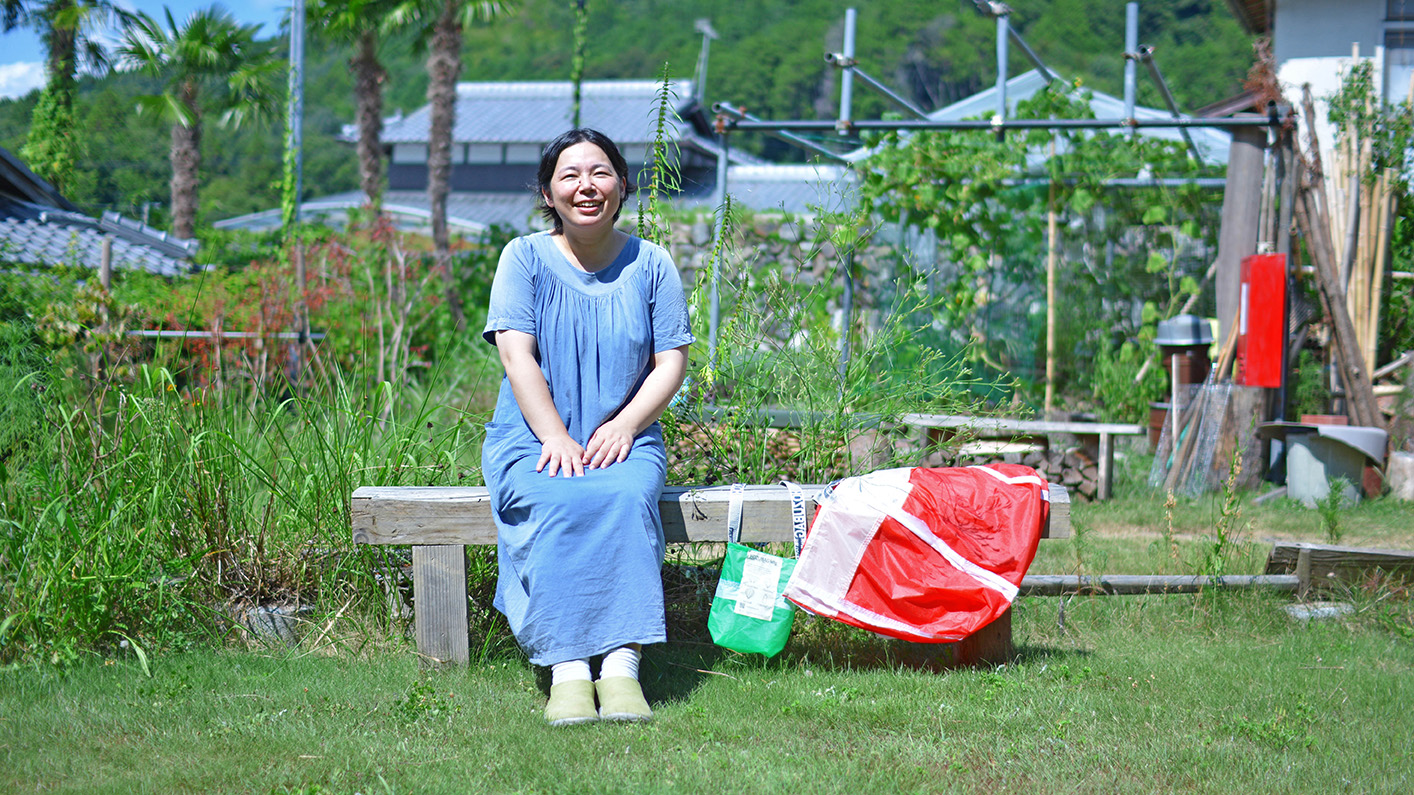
(0, 62, 46, 100)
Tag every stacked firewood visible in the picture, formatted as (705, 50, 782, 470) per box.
(951, 444, 1104, 501)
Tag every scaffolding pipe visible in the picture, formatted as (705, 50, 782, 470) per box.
(839, 8, 857, 133)
(825, 54, 929, 119)
(713, 103, 850, 162)
(995, 12, 1010, 123)
(709, 138, 729, 364)
(838, 247, 854, 383)
(1008, 26, 1057, 84)
(1137, 45, 1202, 163)
(694, 18, 718, 106)
(725, 113, 1282, 133)
(1123, 2, 1139, 137)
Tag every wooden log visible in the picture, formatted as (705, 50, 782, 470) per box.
(1018, 574, 1301, 596)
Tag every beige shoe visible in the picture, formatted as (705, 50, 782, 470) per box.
(544, 680, 598, 727)
(595, 677, 652, 722)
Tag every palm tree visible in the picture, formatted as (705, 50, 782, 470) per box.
(390, 0, 517, 331)
(2, 0, 113, 88)
(118, 6, 281, 240)
(3, 0, 115, 190)
(309, 0, 403, 213)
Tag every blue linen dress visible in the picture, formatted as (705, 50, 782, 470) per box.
(481, 231, 694, 666)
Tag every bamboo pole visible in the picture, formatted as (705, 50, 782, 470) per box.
(1292, 156, 1384, 429)
(1045, 138, 1058, 415)
(1369, 170, 1395, 370)
(1045, 196, 1057, 415)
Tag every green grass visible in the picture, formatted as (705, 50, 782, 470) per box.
(2, 590, 1411, 794)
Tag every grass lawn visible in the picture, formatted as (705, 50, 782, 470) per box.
(3, 474, 1412, 794)
(1, 590, 1411, 794)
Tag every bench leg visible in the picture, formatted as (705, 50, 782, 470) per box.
(412, 545, 470, 666)
(953, 607, 1013, 666)
(1098, 432, 1114, 501)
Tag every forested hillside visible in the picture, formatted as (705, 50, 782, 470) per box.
(0, 0, 1252, 227)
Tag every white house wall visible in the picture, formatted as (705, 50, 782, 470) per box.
(1272, 0, 1386, 64)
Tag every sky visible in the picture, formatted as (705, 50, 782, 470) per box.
(0, 1, 288, 100)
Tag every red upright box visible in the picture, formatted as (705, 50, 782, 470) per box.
(1237, 253, 1287, 388)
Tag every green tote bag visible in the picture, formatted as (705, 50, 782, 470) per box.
(707, 482, 808, 657)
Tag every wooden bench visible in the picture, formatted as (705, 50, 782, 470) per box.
(351, 482, 1070, 667)
(902, 414, 1145, 501)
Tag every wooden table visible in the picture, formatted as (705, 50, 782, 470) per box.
(902, 414, 1145, 500)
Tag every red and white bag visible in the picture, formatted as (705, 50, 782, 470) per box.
(783, 465, 1049, 643)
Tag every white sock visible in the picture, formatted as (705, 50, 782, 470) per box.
(599, 646, 641, 681)
(550, 659, 592, 686)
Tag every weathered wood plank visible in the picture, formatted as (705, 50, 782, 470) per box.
(412, 545, 470, 667)
(351, 482, 1071, 545)
(1264, 542, 1414, 586)
(902, 413, 1145, 436)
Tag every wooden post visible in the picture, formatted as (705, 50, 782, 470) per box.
(293, 243, 308, 390)
(99, 235, 113, 291)
(1295, 545, 1312, 598)
(1216, 124, 1267, 345)
(412, 545, 470, 666)
(1098, 432, 1114, 500)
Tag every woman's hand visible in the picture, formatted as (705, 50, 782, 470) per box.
(537, 433, 586, 477)
(583, 418, 636, 470)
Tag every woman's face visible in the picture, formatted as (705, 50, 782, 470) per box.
(543, 141, 624, 233)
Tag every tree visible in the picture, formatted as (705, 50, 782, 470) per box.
(390, 0, 517, 332)
(309, 0, 404, 212)
(4, 0, 115, 190)
(118, 6, 282, 240)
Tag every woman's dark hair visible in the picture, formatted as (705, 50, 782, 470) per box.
(536, 128, 637, 232)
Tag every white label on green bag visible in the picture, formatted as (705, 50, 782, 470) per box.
(734, 550, 783, 621)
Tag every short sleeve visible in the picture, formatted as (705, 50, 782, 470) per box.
(649, 246, 695, 353)
(482, 237, 538, 346)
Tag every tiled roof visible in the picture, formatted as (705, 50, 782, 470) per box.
(379, 80, 699, 146)
(216, 165, 855, 236)
(213, 191, 540, 235)
(0, 197, 198, 277)
(1, 145, 199, 277)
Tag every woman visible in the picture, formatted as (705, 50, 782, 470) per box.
(481, 128, 693, 726)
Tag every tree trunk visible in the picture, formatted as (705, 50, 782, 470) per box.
(352, 29, 387, 212)
(43, 0, 78, 90)
(170, 80, 202, 240)
(427, 0, 466, 332)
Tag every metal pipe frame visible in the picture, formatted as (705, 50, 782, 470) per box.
(1136, 45, 1203, 163)
(1007, 26, 1056, 83)
(713, 103, 850, 162)
(724, 113, 1282, 133)
(838, 7, 856, 134)
(1123, 2, 1139, 138)
(824, 53, 929, 119)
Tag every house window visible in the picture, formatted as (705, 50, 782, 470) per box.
(391, 144, 428, 165)
(505, 144, 541, 164)
(466, 144, 503, 164)
(1390, 1, 1414, 21)
(1387, 28, 1414, 103)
